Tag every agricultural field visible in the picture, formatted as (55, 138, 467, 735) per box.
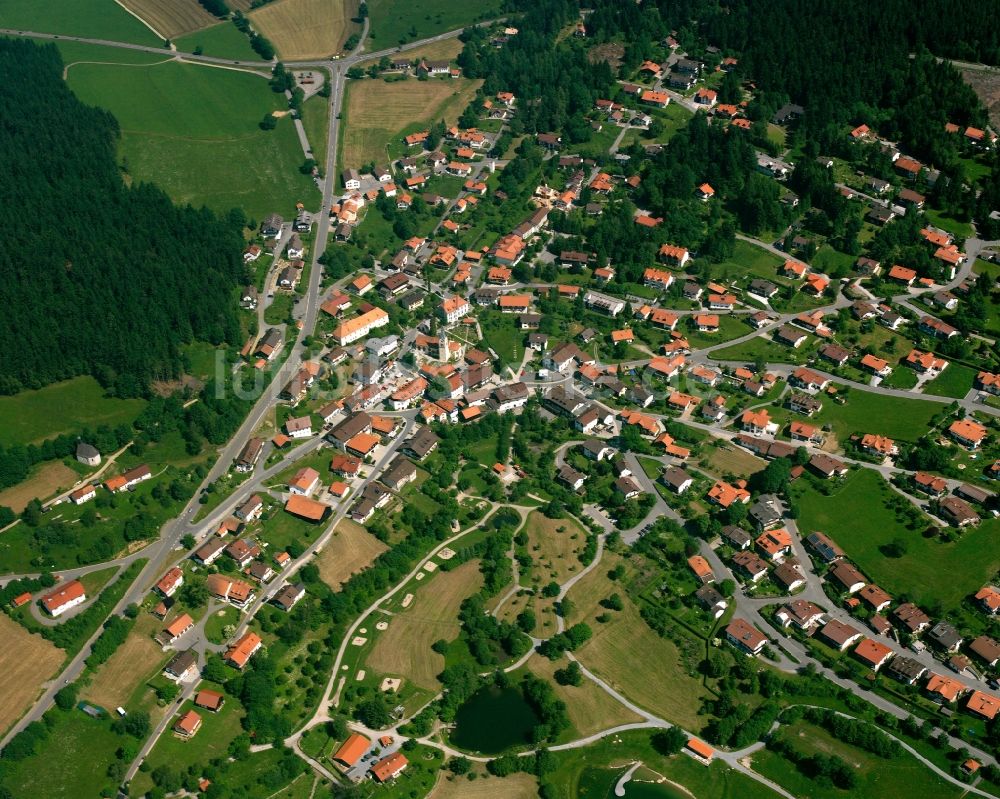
(250, 0, 360, 60)
(339, 76, 482, 169)
(300, 94, 330, 168)
(54, 40, 170, 70)
(0, 375, 145, 448)
(566, 553, 710, 730)
(793, 469, 1000, 610)
(175, 20, 264, 60)
(117, 0, 216, 39)
(704, 442, 768, 478)
(365, 559, 483, 692)
(66, 60, 319, 219)
(0, 613, 64, 736)
(80, 614, 167, 713)
(366, 0, 503, 47)
(0, 460, 80, 512)
(0, 0, 162, 45)
(316, 519, 389, 589)
(375, 37, 464, 66)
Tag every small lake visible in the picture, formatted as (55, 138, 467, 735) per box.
(449, 686, 540, 754)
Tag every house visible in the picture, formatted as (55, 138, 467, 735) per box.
(722, 525, 752, 550)
(104, 464, 152, 493)
(776, 599, 825, 630)
(854, 638, 894, 671)
(773, 560, 807, 592)
(732, 550, 769, 582)
(193, 538, 227, 566)
(76, 441, 101, 467)
(976, 372, 1000, 395)
(272, 583, 306, 612)
(41, 580, 86, 617)
(206, 573, 256, 607)
(695, 584, 727, 618)
(583, 291, 626, 316)
(749, 495, 783, 531)
(371, 752, 409, 783)
(558, 464, 587, 492)
(341, 168, 361, 190)
(162, 613, 195, 643)
(940, 496, 980, 527)
(707, 293, 737, 311)
(860, 433, 897, 458)
(284, 416, 312, 440)
(888, 265, 917, 286)
(235, 438, 265, 473)
(174, 710, 202, 739)
(886, 656, 927, 685)
(331, 307, 390, 346)
(687, 555, 715, 584)
(919, 316, 958, 339)
(260, 213, 283, 237)
(789, 393, 823, 416)
(289, 467, 321, 496)
(967, 691, 1000, 720)
(905, 349, 948, 374)
(806, 531, 845, 563)
(928, 621, 964, 653)
(790, 420, 822, 444)
(658, 244, 690, 268)
(662, 466, 694, 494)
(790, 368, 828, 392)
(970, 635, 1000, 668)
(858, 583, 892, 612)
(164, 649, 198, 682)
(893, 602, 932, 634)
(925, 673, 966, 704)
(156, 567, 184, 598)
(194, 689, 225, 713)
(693, 314, 719, 333)
(741, 408, 773, 436)
(975, 585, 1000, 615)
(914, 472, 948, 497)
(820, 619, 864, 651)
(615, 476, 643, 500)
(860, 354, 892, 377)
(707, 480, 751, 508)
(225, 631, 263, 669)
(247, 561, 275, 584)
(725, 618, 767, 655)
(756, 528, 793, 562)
(948, 419, 988, 450)
(403, 427, 440, 460)
(70, 485, 96, 505)
(828, 561, 867, 594)
(776, 326, 808, 349)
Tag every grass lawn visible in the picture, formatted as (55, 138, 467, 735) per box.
(366, 0, 503, 48)
(205, 605, 241, 644)
(750, 720, 965, 799)
(622, 103, 694, 148)
(67, 60, 319, 219)
(479, 311, 526, 368)
(53, 40, 169, 68)
(0, 0, 163, 45)
(0, 375, 145, 447)
(316, 518, 389, 589)
(923, 362, 977, 399)
(339, 76, 482, 169)
(301, 93, 330, 167)
(806, 386, 942, 443)
(706, 239, 784, 284)
(81, 613, 167, 714)
(811, 244, 856, 276)
(175, 20, 264, 60)
(428, 770, 538, 799)
(0, 707, 130, 799)
(924, 207, 973, 240)
(709, 334, 817, 366)
(793, 469, 1000, 610)
(881, 367, 918, 390)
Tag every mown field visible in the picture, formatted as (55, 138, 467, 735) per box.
(428, 770, 538, 799)
(118, 0, 216, 39)
(0, 614, 64, 737)
(250, 0, 359, 59)
(366, 0, 502, 47)
(794, 468, 1000, 610)
(80, 614, 167, 713)
(66, 59, 319, 218)
(339, 77, 482, 169)
(0, 0, 162, 45)
(0, 460, 80, 512)
(0, 375, 145, 447)
(316, 519, 389, 589)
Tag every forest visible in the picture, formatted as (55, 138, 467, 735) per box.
(0, 39, 247, 398)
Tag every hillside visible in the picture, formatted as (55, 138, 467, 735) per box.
(0, 38, 245, 397)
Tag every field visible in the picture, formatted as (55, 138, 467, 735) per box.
(0, 0, 162, 45)
(0, 614, 63, 736)
(428, 770, 538, 799)
(175, 20, 264, 60)
(366, 559, 483, 691)
(366, 0, 503, 48)
(250, 0, 359, 60)
(794, 469, 1000, 609)
(377, 37, 464, 66)
(525, 654, 643, 738)
(567, 553, 709, 730)
(81, 614, 166, 713)
(340, 77, 483, 169)
(923, 362, 977, 399)
(316, 519, 389, 589)
(66, 60, 319, 219)
(750, 720, 965, 799)
(523, 512, 587, 585)
(0, 376, 145, 448)
(300, 94, 330, 168)
(706, 239, 784, 284)
(118, 0, 216, 39)
(0, 460, 79, 512)
(705, 443, 767, 478)
(54, 40, 170, 70)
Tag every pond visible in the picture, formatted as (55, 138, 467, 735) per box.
(449, 686, 540, 754)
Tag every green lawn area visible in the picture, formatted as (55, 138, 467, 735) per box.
(301, 94, 330, 167)
(575, 122, 621, 159)
(923, 207, 973, 240)
(751, 720, 965, 799)
(0, 375, 146, 447)
(793, 469, 1000, 610)
(705, 239, 784, 285)
(204, 606, 240, 644)
(66, 60, 319, 219)
(265, 293, 295, 325)
(0, 707, 130, 799)
(0, 0, 162, 45)
(880, 366, 918, 390)
(366, 0, 503, 47)
(808, 386, 941, 443)
(175, 20, 263, 60)
(480, 311, 525, 368)
(709, 334, 818, 366)
(53, 40, 169, 68)
(923, 362, 977, 399)
(811, 244, 856, 276)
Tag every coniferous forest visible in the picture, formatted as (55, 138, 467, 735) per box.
(0, 39, 247, 397)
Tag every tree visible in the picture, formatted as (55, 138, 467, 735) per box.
(447, 756, 472, 775)
(650, 726, 687, 755)
(355, 698, 392, 729)
(54, 684, 78, 710)
(554, 660, 583, 686)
